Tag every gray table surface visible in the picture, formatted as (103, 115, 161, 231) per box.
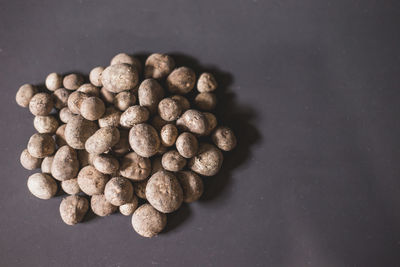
(1, 0, 400, 266)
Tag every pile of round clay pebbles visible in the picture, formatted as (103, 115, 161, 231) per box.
(16, 52, 236, 238)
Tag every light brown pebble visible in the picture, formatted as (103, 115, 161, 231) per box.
(145, 170, 183, 213)
(101, 63, 139, 93)
(138, 78, 164, 114)
(63, 74, 84, 90)
(160, 124, 178, 147)
(93, 154, 119, 174)
(61, 178, 81, 195)
(77, 165, 109, 196)
(197, 72, 217, 93)
(80, 96, 105, 121)
(20, 149, 42, 170)
(89, 66, 105, 87)
(111, 53, 142, 73)
(41, 156, 54, 173)
(131, 203, 167, 238)
(203, 112, 218, 135)
(67, 91, 88, 114)
(119, 152, 151, 181)
(77, 83, 100, 97)
(85, 126, 120, 154)
(59, 195, 88, 225)
(129, 123, 160, 158)
(212, 126, 237, 151)
(27, 133, 56, 158)
(27, 173, 58, 200)
(16, 84, 38, 108)
(91, 194, 117, 216)
(33, 115, 59, 134)
(175, 132, 198, 158)
(98, 106, 121, 128)
(100, 86, 115, 104)
(188, 143, 223, 176)
(104, 177, 134, 206)
(133, 179, 148, 199)
(158, 98, 182, 121)
(120, 105, 149, 128)
(29, 93, 54, 116)
(45, 73, 63, 91)
(176, 109, 208, 136)
(114, 91, 136, 111)
(161, 150, 187, 172)
(65, 115, 98, 149)
(171, 95, 190, 111)
(194, 92, 217, 111)
(144, 53, 175, 79)
(59, 107, 76, 124)
(166, 66, 196, 94)
(51, 145, 79, 181)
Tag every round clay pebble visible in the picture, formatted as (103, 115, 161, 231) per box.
(33, 115, 59, 134)
(45, 73, 63, 91)
(145, 170, 183, 213)
(129, 123, 160, 158)
(144, 53, 175, 79)
(114, 91, 136, 111)
(91, 194, 117, 216)
(27, 173, 58, 200)
(85, 127, 120, 154)
(89, 66, 105, 87)
(51, 145, 79, 181)
(63, 74, 84, 90)
(65, 115, 98, 149)
(119, 194, 138, 216)
(29, 93, 53, 116)
(194, 92, 217, 111)
(203, 112, 218, 135)
(158, 98, 182, 121)
(55, 124, 67, 147)
(212, 126, 237, 151)
(100, 87, 115, 104)
(119, 152, 151, 181)
(101, 63, 139, 93)
(77, 83, 100, 97)
(175, 132, 198, 158)
(80, 96, 105, 121)
(98, 106, 121, 128)
(68, 91, 88, 114)
(176, 109, 208, 135)
(120, 105, 149, 128)
(53, 88, 70, 109)
(160, 124, 178, 147)
(161, 150, 187, 172)
(27, 133, 56, 158)
(20, 149, 42, 170)
(59, 107, 75, 123)
(77, 165, 109, 196)
(93, 154, 119, 174)
(112, 129, 130, 156)
(59, 195, 88, 225)
(166, 67, 196, 94)
(133, 179, 148, 199)
(131, 203, 167, 238)
(171, 95, 190, 111)
(188, 143, 223, 176)
(138, 78, 164, 114)
(197, 72, 217, 93)
(16, 84, 38, 108)
(61, 178, 81, 195)
(111, 53, 142, 73)
(104, 177, 133, 206)
(176, 171, 204, 203)
(41, 156, 54, 173)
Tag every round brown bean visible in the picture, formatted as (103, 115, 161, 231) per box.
(197, 72, 217, 93)
(51, 145, 79, 181)
(104, 177, 133, 206)
(166, 67, 196, 94)
(203, 112, 218, 136)
(119, 194, 138, 216)
(53, 88, 70, 109)
(85, 127, 120, 154)
(145, 170, 183, 213)
(176, 171, 204, 203)
(131, 203, 167, 238)
(160, 124, 178, 147)
(138, 78, 164, 114)
(45, 73, 63, 91)
(175, 132, 198, 158)
(212, 126, 237, 151)
(65, 115, 98, 149)
(59, 195, 88, 225)
(61, 178, 81, 195)
(176, 109, 208, 135)
(120, 105, 149, 128)
(77, 83, 100, 97)
(114, 91, 136, 111)
(158, 98, 182, 121)
(111, 53, 142, 73)
(119, 152, 151, 181)
(29, 93, 54, 116)
(144, 53, 175, 79)
(41, 156, 54, 173)
(194, 92, 217, 111)
(98, 106, 121, 128)
(91, 194, 117, 216)
(33, 115, 59, 134)
(188, 143, 223, 176)
(27, 133, 56, 158)
(20, 149, 42, 170)
(161, 150, 186, 172)
(101, 63, 139, 93)
(68, 91, 88, 114)
(59, 107, 75, 124)
(16, 84, 38, 108)
(80, 96, 105, 121)
(63, 74, 84, 90)
(89, 66, 104, 87)
(77, 166, 109, 196)
(171, 95, 190, 111)
(27, 173, 58, 200)
(133, 179, 148, 199)
(129, 123, 160, 158)
(100, 86, 115, 104)
(93, 154, 119, 174)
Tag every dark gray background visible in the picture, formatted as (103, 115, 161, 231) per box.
(1, 0, 400, 266)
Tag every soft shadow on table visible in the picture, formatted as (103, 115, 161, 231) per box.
(134, 52, 261, 232)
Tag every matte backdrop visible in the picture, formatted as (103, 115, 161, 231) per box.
(1, 0, 400, 266)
